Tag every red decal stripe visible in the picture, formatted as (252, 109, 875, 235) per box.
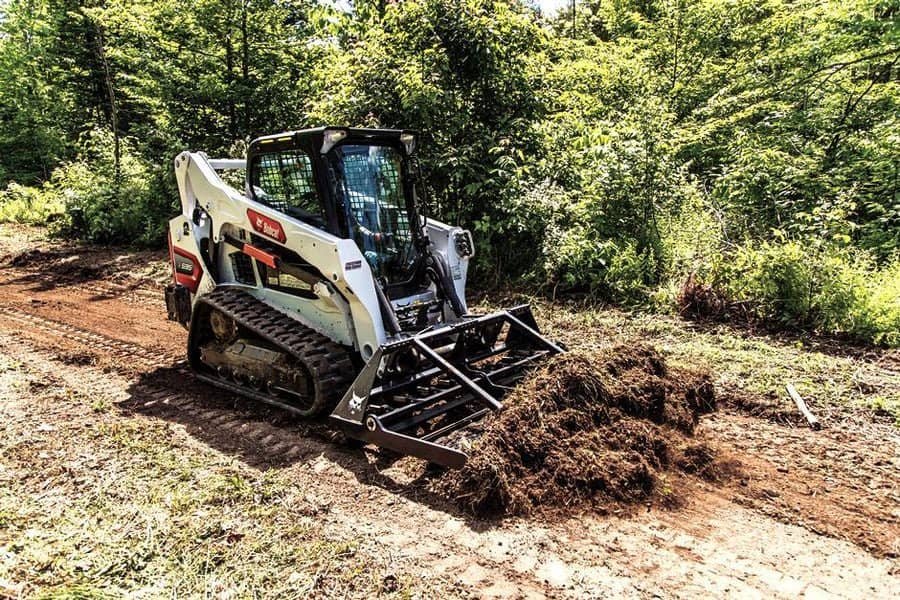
(172, 246, 203, 293)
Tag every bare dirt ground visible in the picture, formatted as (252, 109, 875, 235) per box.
(1, 224, 898, 598)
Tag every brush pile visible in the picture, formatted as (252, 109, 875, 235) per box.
(436, 344, 718, 515)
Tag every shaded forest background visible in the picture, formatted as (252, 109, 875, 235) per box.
(0, 0, 898, 344)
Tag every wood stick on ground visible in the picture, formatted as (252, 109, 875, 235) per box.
(786, 383, 821, 430)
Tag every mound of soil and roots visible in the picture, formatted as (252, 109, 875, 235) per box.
(436, 344, 719, 515)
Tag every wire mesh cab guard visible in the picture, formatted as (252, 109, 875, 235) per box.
(331, 305, 564, 468)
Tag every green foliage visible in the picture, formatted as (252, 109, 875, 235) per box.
(1, 129, 175, 247)
(533, 95, 696, 301)
(0, 183, 64, 225)
(688, 237, 900, 346)
(677, 0, 900, 258)
(309, 0, 548, 278)
(45, 130, 174, 246)
(0, 0, 896, 343)
(864, 259, 900, 346)
(543, 228, 651, 302)
(0, 0, 76, 183)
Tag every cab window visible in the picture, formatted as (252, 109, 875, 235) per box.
(250, 150, 324, 227)
(330, 144, 416, 284)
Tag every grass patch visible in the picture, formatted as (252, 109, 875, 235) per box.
(0, 366, 442, 597)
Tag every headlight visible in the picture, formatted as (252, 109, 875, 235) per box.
(400, 132, 416, 155)
(321, 129, 348, 153)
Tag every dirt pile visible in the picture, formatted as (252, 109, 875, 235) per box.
(437, 344, 719, 515)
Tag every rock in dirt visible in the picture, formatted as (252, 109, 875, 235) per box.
(435, 344, 719, 515)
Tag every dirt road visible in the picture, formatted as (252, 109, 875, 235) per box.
(1, 226, 898, 598)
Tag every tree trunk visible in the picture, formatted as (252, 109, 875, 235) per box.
(225, 1, 237, 142)
(240, 0, 250, 138)
(95, 26, 121, 186)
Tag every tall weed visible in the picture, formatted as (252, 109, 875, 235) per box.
(678, 236, 900, 346)
(0, 182, 63, 224)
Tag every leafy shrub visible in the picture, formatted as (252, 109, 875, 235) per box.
(542, 226, 651, 303)
(43, 130, 175, 247)
(680, 237, 900, 346)
(855, 259, 900, 347)
(532, 101, 695, 303)
(0, 182, 64, 224)
(727, 239, 817, 324)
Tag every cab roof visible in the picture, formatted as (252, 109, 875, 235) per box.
(247, 127, 418, 157)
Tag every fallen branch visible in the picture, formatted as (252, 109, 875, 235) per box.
(786, 383, 821, 430)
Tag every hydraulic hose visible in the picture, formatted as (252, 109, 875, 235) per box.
(427, 252, 466, 318)
(373, 277, 402, 336)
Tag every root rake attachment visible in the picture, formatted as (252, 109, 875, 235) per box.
(331, 306, 564, 468)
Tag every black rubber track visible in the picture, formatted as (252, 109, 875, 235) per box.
(188, 286, 355, 417)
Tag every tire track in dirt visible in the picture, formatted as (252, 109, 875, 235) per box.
(0, 271, 163, 305)
(0, 305, 180, 368)
(0, 309, 319, 468)
(0, 333, 557, 597)
(72, 279, 163, 305)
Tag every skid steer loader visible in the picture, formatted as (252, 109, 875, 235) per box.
(165, 127, 563, 467)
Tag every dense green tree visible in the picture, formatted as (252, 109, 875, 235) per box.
(0, 0, 897, 341)
(309, 0, 548, 275)
(0, 0, 74, 182)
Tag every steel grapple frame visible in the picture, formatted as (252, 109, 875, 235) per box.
(331, 306, 564, 468)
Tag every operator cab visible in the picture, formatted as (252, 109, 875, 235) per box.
(248, 149, 325, 229)
(246, 128, 423, 290)
(245, 127, 462, 330)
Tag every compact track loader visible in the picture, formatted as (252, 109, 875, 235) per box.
(165, 127, 563, 467)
